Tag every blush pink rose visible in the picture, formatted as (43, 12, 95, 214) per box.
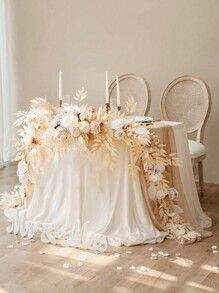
(143, 163, 156, 173)
(87, 105, 95, 114)
(71, 126, 81, 138)
(90, 121, 101, 135)
(83, 105, 96, 122)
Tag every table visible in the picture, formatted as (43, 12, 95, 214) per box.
(4, 120, 212, 252)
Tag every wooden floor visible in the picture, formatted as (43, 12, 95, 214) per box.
(0, 166, 219, 293)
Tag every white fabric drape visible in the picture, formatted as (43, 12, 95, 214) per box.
(5, 143, 167, 249)
(4, 122, 211, 250)
(0, 0, 13, 166)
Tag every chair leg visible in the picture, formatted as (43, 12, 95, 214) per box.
(198, 161, 204, 199)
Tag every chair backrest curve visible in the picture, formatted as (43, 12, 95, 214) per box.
(161, 75, 211, 143)
(109, 73, 151, 116)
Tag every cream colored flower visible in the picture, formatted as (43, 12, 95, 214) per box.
(156, 189, 168, 199)
(144, 163, 156, 173)
(149, 173, 163, 182)
(155, 163, 165, 173)
(83, 105, 96, 122)
(17, 161, 28, 179)
(168, 188, 179, 201)
(90, 121, 101, 135)
(70, 126, 81, 138)
(86, 112, 96, 122)
(86, 105, 95, 114)
(61, 113, 78, 128)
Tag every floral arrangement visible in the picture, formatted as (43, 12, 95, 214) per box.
(0, 90, 203, 245)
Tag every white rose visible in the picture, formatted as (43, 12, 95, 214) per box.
(168, 187, 179, 201)
(156, 189, 168, 199)
(61, 114, 78, 128)
(149, 173, 163, 182)
(155, 163, 165, 173)
(70, 126, 81, 138)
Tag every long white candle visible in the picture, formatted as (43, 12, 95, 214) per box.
(58, 70, 62, 101)
(116, 75, 121, 107)
(105, 71, 109, 103)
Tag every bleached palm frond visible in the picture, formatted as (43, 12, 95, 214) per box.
(73, 87, 87, 102)
(96, 106, 105, 120)
(30, 97, 55, 113)
(14, 111, 30, 127)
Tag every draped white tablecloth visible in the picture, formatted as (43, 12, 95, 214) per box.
(5, 121, 211, 251)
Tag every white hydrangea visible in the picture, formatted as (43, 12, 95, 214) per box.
(17, 161, 28, 179)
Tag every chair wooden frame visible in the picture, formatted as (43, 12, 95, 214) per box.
(160, 75, 211, 198)
(109, 73, 151, 116)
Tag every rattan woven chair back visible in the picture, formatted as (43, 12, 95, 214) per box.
(161, 75, 211, 142)
(109, 74, 151, 116)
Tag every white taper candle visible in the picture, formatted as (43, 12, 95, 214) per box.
(116, 76, 121, 107)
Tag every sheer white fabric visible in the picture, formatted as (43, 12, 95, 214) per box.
(4, 122, 211, 250)
(0, 0, 13, 166)
(5, 142, 167, 250)
(170, 122, 211, 229)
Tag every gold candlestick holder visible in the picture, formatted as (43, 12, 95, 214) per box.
(105, 102, 110, 113)
(59, 100, 63, 107)
(117, 106, 121, 111)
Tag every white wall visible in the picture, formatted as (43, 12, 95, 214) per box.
(8, 0, 219, 183)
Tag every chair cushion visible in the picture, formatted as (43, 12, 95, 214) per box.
(188, 140, 206, 159)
